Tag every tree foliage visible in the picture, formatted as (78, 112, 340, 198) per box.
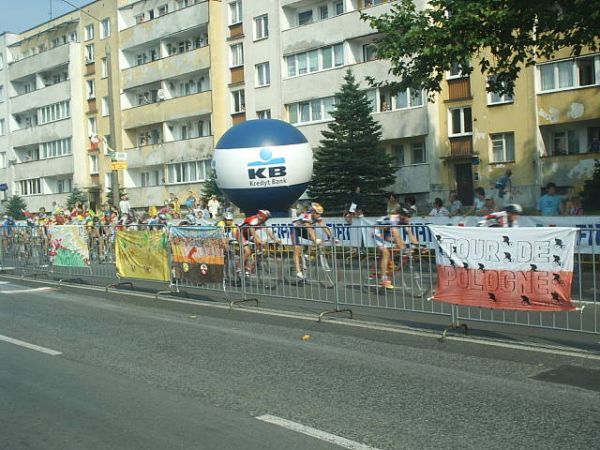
(5, 195, 27, 220)
(309, 70, 395, 214)
(66, 188, 88, 209)
(202, 169, 223, 201)
(580, 159, 600, 212)
(361, 0, 600, 96)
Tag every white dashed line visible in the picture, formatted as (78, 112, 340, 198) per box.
(256, 415, 380, 450)
(0, 334, 62, 356)
(0, 287, 56, 294)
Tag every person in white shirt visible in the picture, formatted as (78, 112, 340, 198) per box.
(207, 195, 220, 218)
(119, 194, 131, 216)
(429, 197, 450, 217)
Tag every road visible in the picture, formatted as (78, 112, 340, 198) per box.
(0, 278, 599, 449)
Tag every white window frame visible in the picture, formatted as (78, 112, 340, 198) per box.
(41, 138, 72, 159)
(56, 178, 72, 194)
(393, 88, 423, 110)
(100, 18, 111, 39)
(0, 85, 3, 102)
(85, 44, 95, 63)
(254, 14, 268, 40)
(411, 142, 427, 164)
(551, 130, 580, 156)
(230, 43, 244, 67)
(447, 61, 469, 79)
(89, 154, 99, 174)
(88, 117, 97, 136)
(86, 79, 96, 99)
(229, 0, 242, 25)
(538, 55, 600, 93)
(449, 106, 473, 136)
(286, 43, 344, 78)
(18, 178, 42, 196)
(231, 89, 245, 113)
(255, 62, 270, 87)
(257, 110, 271, 120)
(288, 96, 335, 125)
(84, 24, 94, 41)
(166, 160, 211, 184)
(101, 57, 108, 78)
(488, 77, 514, 105)
(490, 132, 515, 162)
(0, 118, 5, 136)
(102, 96, 110, 116)
(394, 144, 405, 167)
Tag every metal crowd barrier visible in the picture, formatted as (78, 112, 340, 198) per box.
(0, 224, 598, 337)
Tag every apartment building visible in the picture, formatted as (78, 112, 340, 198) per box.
(0, 33, 15, 203)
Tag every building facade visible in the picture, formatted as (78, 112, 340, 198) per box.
(0, 0, 598, 214)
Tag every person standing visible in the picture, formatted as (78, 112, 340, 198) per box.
(537, 182, 565, 216)
(208, 195, 221, 219)
(119, 194, 131, 217)
(495, 169, 512, 208)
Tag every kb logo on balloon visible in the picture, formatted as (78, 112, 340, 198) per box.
(247, 148, 288, 187)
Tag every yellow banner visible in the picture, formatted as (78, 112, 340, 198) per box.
(111, 161, 128, 170)
(115, 230, 169, 281)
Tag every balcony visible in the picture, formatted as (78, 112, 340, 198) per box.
(13, 155, 73, 179)
(537, 85, 600, 126)
(120, 2, 208, 50)
(11, 119, 73, 148)
(447, 77, 472, 101)
(448, 136, 474, 158)
(125, 135, 213, 169)
(122, 46, 210, 89)
(9, 44, 73, 81)
(11, 81, 70, 115)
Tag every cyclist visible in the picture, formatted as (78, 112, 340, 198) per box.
(217, 211, 238, 246)
(373, 207, 419, 289)
(290, 202, 335, 280)
(237, 209, 280, 274)
(478, 203, 522, 228)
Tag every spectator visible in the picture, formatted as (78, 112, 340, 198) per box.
(448, 191, 464, 217)
(119, 194, 131, 216)
(344, 186, 363, 224)
(537, 182, 565, 216)
(386, 193, 400, 215)
(564, 196, 584, 216)
(464, 187, 486, 216)
(590, 137, 600, 152)
(479, 198, 497, 216)
(404, 195, 418, 216)
(494, 169, 512, 208)
(429, 198, 450, 217)
(207, 195, 221, 218)
(184, 191, 197, 211)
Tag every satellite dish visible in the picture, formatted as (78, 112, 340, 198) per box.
(157, 89, 166, 101)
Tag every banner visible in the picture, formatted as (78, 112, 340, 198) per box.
(169, 226, 225, 283)
(47, 225, 90, 267)
(115, 230, 169, 281)
(429, 226, 577, 311)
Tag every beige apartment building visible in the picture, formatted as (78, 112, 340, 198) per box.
(0, 0, 598, 214)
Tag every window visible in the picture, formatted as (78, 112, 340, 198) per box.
(84, 24, 94, 41)
(254, 14, 268, 40)
(85, 44, 95, 63)
(100, 18, 110, 39)
(394, 145, 405, 166)
(288, 96, 335, 124)
(0, 153, 6, 169)
(135, 13, 146, 24)
(318, 5, 329, 20)
(363, 44, 377, 62)
(256, 62, 270, 87)
(18, 178, 42, 196)
(449, 107, 472, 136)
(448, 61, 469, 78)
(0, 118, 4, 136)
(86, 79, 95, 99)
(105, 173, 112, 191)
(232, 90, 245, 113)
(257, 109, 271, 119)
(286, 43, 344, 77)
(0, 53, 3, 70)
(490, 132, 515, 162)
(101, 57, 108, 78)
(39, 101, 70, 124)
(41, 138, 72, 158)
(552, 130, 580, 155)
(89, 155, 99, 174)
(393, 88, 423, 109)
(229, 0, 242, 25)
(0, 85, 3, 102)
(230, 43, 244, 67)
(298, 10, 313, 26)
(488, 77, 513, 104)
(167, 160, 211, 183)
(138, 128, 162, 145)
(57, 178, 72, 194)
(539, 56, 599, 92)
(158, 4, 169, 16)
(411, 143, 426, 164)
(102, 96, 110, 116)
(335, 1, 344, 15)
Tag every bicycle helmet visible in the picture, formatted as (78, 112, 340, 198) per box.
(223, 211, 234, 220)
(257, 209, 271, 219)
(503, 203, 523, 214)
(310, 202, 324, 214)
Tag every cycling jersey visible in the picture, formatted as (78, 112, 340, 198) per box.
(217, 220, 238, 241)
(374, 214, 403, 248)
(477, 211, 516, 228)
(239, 215, 267, 242)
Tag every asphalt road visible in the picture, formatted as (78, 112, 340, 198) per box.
(1, 278, 599, 449)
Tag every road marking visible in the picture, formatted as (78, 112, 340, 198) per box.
(0, 281, 9, 284)
(256, 415, 380, 450)
(0, 334, 62, 356)
(0, 287, 55, 294)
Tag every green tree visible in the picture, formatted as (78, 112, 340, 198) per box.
(202, 169, 223, 201)
(5, 195, 27, 220)
(309, 69, 395, 214)
(66, 188, 88, 209)
(362, 0, 600, 96)
(580, 159, 600, 212)
(105, 187, 126, 207)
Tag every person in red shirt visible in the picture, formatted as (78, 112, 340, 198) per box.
(236, 209, 280, 274)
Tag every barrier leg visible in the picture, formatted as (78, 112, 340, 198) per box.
(317, 238, 353, 323)
(439, 304, 468, 342)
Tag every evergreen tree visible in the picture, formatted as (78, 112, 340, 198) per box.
(66, 188, 88, 209)
(202, 169, 223, 201)
(5, 195, 27, 220)
(105, 187, 126, 207)
(309, 69, 395, 214)
(580, 159, 600, 212)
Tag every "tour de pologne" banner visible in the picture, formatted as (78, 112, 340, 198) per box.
(429, 226, 577, 311)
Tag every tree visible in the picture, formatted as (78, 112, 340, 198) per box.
(361, 0, 600, 97)
(5, 195, 27, 220)
(66, 188, 88, 210)
(309, 69, 395, 214)
(202, 169, 223, 201)
(580, 159, 600, 212)
(105, 186, 125, 207)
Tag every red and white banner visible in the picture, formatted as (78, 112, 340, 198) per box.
(429, 226, 577, 311)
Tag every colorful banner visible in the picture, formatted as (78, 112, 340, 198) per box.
(429, 226, 577, 311)
(115, 230, 169, 281)
(169, 226, 225, 283)
(48, 225, 90, 267)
